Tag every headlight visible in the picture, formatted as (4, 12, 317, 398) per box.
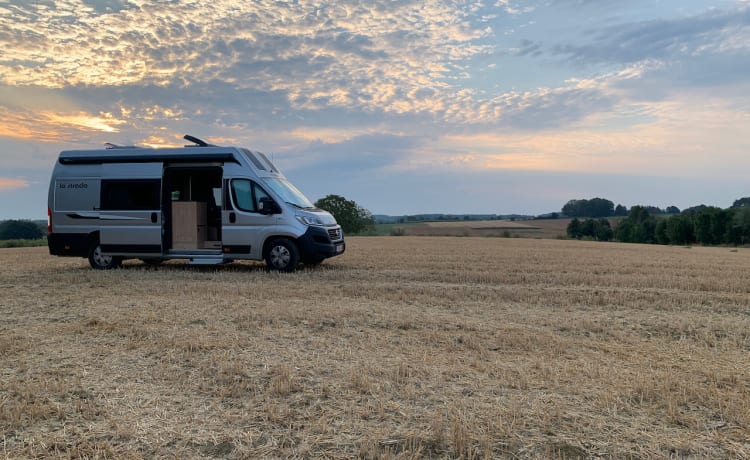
(296, 214, 325, 226)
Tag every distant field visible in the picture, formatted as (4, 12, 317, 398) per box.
(377, 219, 570, 238)
(2, 238, 749, 458)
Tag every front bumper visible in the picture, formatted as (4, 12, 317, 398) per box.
(297, 226, 345, 261)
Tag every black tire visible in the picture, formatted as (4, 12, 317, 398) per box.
(264, 238, 300, 272)
(88, 243, 122, 270)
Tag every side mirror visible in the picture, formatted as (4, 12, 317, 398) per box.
(258, 197, 280, 215)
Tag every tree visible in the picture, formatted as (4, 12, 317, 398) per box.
(581, 218, 597, 238)
(614, 206, 656, 243)
(691, 206, 730, 245)
(682, 204, 708, 214)
(614, 219, 635, 243)
(567, 218, 583, 239)
(0, 220, 44, 240)
(314, 195, 374, 235)
(588, 198, 615, 218)
(642, 205, 665, 215)
(562, 198, 614, 218)
(693, 209, 714, 244)
(655, 219, 669, 244)
(593, 218, 613, 241)
(562, 199, 585, 217)
(726, 208, 750, 245)
(711, 209, 732, 244)
(665, 214, 694, 245)
(569, 218, 613, 241)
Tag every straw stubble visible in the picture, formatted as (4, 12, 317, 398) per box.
(1, 237, 749, 458)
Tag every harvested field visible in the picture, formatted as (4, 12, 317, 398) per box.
(387, 219, 570, 238)
(423, 221, 539, 229)
(2, 238, 750, 458)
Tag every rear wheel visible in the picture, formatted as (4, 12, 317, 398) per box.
(264, 238, 300, 272)
(88, 243, 121, 270)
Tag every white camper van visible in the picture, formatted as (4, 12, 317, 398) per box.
(47, 135, 345, 271)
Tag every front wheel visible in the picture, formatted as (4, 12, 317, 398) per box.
(88, 243, 122, 270)
(264, 238, 300, 272)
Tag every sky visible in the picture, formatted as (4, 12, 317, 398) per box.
(1, 0, 749, 219)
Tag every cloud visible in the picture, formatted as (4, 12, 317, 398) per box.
(279, 133, 421, 176)
(551, 6, 750, 80)
(0, 178, 30, 189)
(0, 0, 492, 119)
(7, 0, 744, 141)
(0, 106, 125, 142)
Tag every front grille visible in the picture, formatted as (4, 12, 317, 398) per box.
(327, 227, 342, 241)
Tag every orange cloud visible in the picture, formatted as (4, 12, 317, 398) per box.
(0, 178, 30, 190)
(0, 107, 125, 142)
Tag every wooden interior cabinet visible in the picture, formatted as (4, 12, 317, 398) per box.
(172, 201, 207, 249)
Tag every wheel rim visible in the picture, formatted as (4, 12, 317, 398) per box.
(93, 245, 113, 267)
(269, 245, 291, 268)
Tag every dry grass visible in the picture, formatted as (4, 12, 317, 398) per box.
(1, 238, 749, 459)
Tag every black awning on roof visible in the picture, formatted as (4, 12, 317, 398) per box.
(59, 152, 239, 165)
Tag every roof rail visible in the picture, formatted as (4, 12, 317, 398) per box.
(104, 143, 137, 149)
(184, 134, 216, 147)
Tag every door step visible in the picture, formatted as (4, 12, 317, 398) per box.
(186, 254, 226, 265)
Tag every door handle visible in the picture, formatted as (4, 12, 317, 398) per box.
(229, 212, 236, 223)
(151, 212, 157, 223)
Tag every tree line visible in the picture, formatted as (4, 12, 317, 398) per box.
(566, 197, 750, 245)
(562, 197, 680, 218)
(0, 220, 44, 240)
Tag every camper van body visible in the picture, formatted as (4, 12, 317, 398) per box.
(47, 140, 345, 271)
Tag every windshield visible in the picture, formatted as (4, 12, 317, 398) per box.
(262, 177, 314, 209)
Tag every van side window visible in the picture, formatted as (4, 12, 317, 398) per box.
(101, 179, 160, 210)
(230, 179, 272, 213)
(231, 179, 254, 212)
